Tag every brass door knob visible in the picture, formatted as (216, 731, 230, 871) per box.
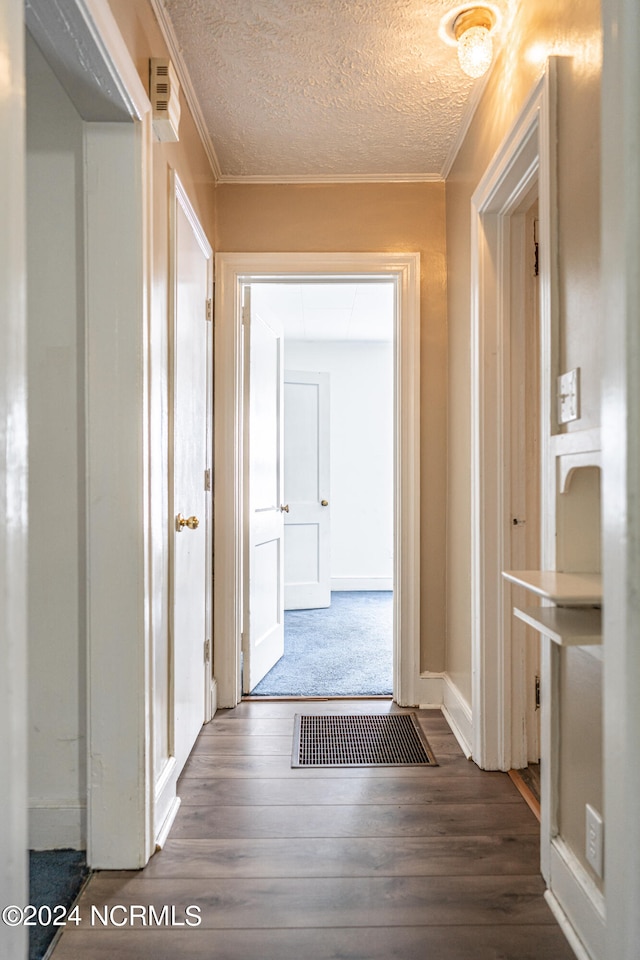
(280, 504, 290, 513)
(176, 513, 200, 531)
(321, 499, 329, 506)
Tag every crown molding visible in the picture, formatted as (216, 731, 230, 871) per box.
(217, 172, 443, 185)
(148, 0, 222, 180)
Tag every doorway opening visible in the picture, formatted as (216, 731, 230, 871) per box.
(470, 68, 554, 788)
(505, 196, 541, 813)
(213, 252, 421, 710)
(245, 281, 395, 698)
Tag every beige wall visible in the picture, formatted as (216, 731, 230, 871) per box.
(446, 0, 602, 882)
(445, 0, 602, 694)
(215, 182, 448, 671)
(108, 0, 217, 238)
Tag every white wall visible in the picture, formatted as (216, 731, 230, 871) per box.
(284, 339, 393, 590)
(26, 36, 86, 849)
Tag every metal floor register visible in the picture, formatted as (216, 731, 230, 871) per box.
(292, 713, 438, 768)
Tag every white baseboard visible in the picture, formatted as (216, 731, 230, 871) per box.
(29, 802, 85, 850)
(441, 674, 473, 758)
(412, 673, 473, 761)
(155, 796, 181, 851)
(412, 671, 444, 708)
(330, 578, 393, 591)
(209, 676, 218, 721)
(547, 837, 606, 960)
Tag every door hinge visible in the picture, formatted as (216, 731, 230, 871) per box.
(204, 467, 211, 491)
(535, 675, 541, 710)
(533, 218, 539, 277)
(204, 638, 211, 662)
(206, 297, 213, 322)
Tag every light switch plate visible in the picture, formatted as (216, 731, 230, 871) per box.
(586, 803, 604, 878)
(557, 368, 580, 424)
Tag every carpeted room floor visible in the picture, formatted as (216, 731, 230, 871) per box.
(251, 591, 393, 697)
(29, 850, 88, 960)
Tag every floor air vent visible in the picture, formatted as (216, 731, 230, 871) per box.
(292, 713, 438, 767)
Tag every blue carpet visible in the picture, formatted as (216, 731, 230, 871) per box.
(251, 591, 393, 696)
(28, 850, 88, 960)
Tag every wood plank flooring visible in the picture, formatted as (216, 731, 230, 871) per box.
(50, 700, 575, 960)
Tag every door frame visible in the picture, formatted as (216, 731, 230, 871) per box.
(602, 0, 640, 954)
(214, 252, 421, 708)
(1, 2, 28, 952)
(25, 0, 156, 868)
(470, 62, 557, 773)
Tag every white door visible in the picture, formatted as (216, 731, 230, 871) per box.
(509, 200, 541, 768)
(243, 288, 285, 692)
(284, 370, 331, 610)
(169, 177, 212, 783)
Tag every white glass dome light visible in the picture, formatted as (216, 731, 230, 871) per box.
(451, 7, 497, 79)
(456, 23, 493, 78)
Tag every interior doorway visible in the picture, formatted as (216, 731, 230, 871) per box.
(213, 252, 421, 710)
(244, 281, 395, 697)
(470, 70, 553, 779)
(507, 196, 541, 803)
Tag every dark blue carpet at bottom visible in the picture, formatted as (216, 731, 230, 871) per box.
(252, 590, 393, 697)
(29, 850, 88, 960)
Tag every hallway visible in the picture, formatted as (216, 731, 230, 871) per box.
(50, 700, 574, 959)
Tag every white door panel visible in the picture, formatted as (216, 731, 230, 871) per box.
(157, 175, 212, 839)
(172, 192, 210, 770)
(284, 371, 331, 609)
(244, 290, 285, 692)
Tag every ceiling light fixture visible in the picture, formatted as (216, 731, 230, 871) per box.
(439, 4, 500, 80)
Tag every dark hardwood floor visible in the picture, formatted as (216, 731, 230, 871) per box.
(51, 700, 575, 959)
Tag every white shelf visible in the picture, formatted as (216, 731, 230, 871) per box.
(502, 570, 602, 606)
(514, 605, 602, 646)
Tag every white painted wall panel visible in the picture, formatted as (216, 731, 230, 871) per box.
(284, 340, 393, 589)
(26, 36, 86, 849)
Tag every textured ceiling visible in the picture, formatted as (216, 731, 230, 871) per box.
(159, 0, 509, 181)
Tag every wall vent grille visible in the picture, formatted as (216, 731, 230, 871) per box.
(150, 58, 180, 142)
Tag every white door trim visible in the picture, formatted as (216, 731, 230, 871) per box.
(470, 62, 558, 770)
(214, 252, 421, 707)
(0, 4, 28, 956)
(601, 0, 640, 955)
(36, 0, 156, 868)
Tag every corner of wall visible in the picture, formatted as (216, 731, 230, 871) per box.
(28, 804, 86, 851)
